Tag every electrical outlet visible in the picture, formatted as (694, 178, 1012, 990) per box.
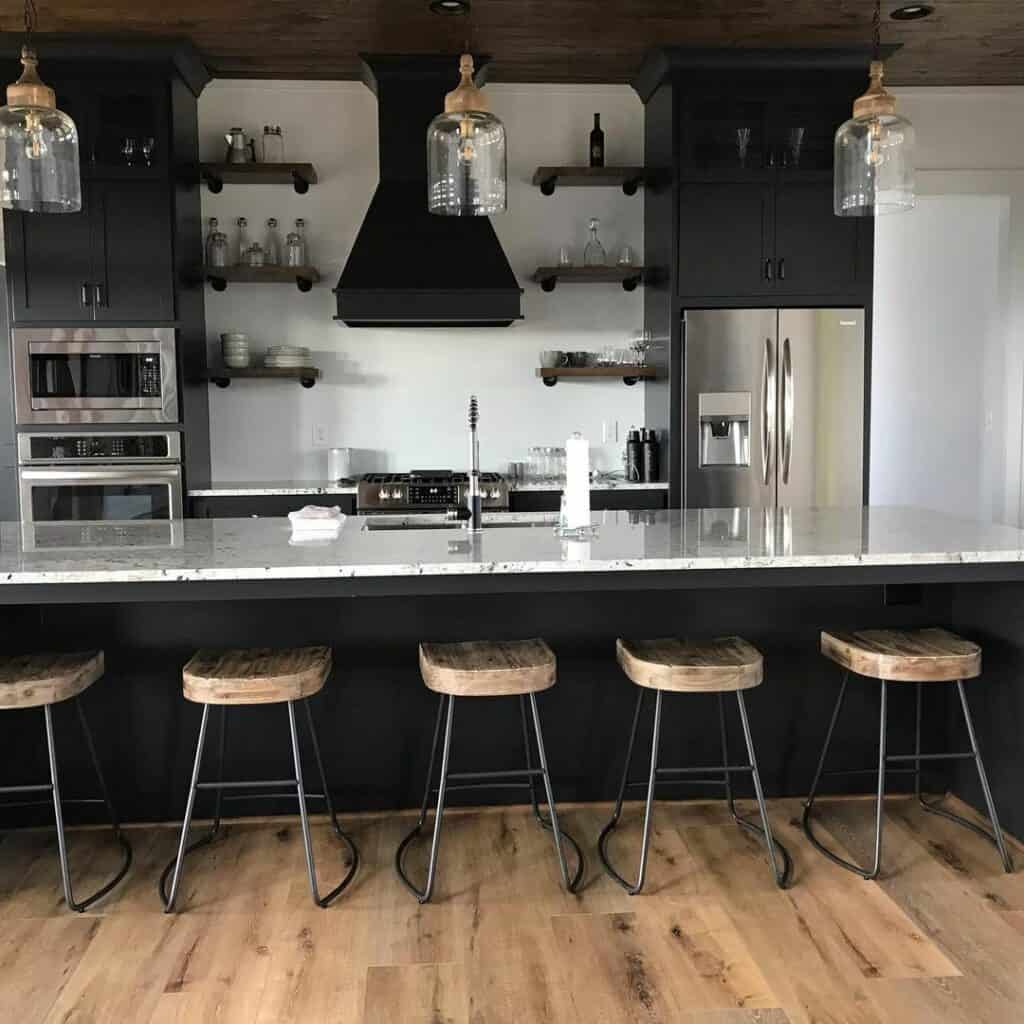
(312, 423, 329, 448)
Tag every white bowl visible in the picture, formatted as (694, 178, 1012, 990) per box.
(221, 332, 248, 344)
(224, 355, 251, 368)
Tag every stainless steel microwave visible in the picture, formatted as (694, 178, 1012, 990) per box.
(12, 327, 178, 424)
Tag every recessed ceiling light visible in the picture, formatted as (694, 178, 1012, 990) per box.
(890, 4, 934, 19)
(429, 0, 471, 14)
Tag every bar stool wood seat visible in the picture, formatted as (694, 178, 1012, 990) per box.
(820, 628, 981, 683)
(420, 638, 555, 696)
(616, 636, 763, 692)
(601, 635, 791, 893)
(0, 651, 132, 911)
(804, 626, 1012, 880)
(162, 645, 358, 912)
(183, 646, 331, 704)
(397, 638, 582, 903)
(0, 651, 105, 708)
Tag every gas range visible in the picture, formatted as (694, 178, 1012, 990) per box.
(357, 470, 509, 513)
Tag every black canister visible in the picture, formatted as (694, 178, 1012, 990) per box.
(641, 428, 660, 482)
(626, 428, 643, 482)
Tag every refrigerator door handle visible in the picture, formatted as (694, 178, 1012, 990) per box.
(781, 336, 793, 485)
(761, 336, 776, 486)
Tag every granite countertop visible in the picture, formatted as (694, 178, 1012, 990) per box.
(186, 478, 669, 497)
(4, 507, 1024, 586)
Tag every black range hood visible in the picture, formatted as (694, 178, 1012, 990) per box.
(334, 54, 523, 328)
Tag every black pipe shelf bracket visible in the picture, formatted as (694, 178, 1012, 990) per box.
(199, 162, 319, 195)
(531, 166, 645, 196)
(531, 266, 645, 293)
(203, 265, 321, 293)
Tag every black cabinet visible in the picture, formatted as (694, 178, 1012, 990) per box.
(191, 494, 357, 518)
(678, 177, 866, 301)
(92, 181, 175, 321)
(6, 180, 174, 323)
(5, 75, 176, 325)
(509, 489, 669, 514)
(678, 183, 773, 298)
(773, 180, 867, 296)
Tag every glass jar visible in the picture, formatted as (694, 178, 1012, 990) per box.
(285, 218, 307, 267)
(206, 228, 229, 268)
(245, 242, 265, 267)
(261, 125, 284, 163)
(236, 217, 250, 266)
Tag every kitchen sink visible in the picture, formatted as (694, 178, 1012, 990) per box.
(363, 516, 556, 532)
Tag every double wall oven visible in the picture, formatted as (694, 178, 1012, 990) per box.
(13, 327, 184, 526)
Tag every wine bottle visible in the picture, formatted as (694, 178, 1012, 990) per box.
(590, 113, 605, 168)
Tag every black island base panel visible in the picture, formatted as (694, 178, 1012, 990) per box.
(7, 578, 1019, 838)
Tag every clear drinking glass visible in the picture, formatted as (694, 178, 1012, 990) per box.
(558, 246, 573, 267)
(528, 446, 545, 484)
(617, 245, 634, 267)
(583, 217, 606, 267)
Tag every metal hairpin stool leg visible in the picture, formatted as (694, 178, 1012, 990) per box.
(803, 628, 1013, 880)
(396, 639, 584, 904)
(0, 652, 132, 912)
(599, 637, 791, 894)
(161, 646, 359, 912)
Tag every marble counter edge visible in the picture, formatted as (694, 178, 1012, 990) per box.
(4, 548, 1024, 586)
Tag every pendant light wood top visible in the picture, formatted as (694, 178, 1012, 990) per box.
(852, 60, 897, 120)
(444, 53, 488, 114)
(6, 46, 56, 109)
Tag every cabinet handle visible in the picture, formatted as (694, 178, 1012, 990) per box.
(764, 258, 773, 282)
(777, 258, 786, 281)
(93, 283, 105, 307)
(80, 283, 92, 307)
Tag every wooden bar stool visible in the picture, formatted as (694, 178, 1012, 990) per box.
(160, 646, 358, 912)
(600, 637, 791, 893)
(0, 652, 132, 911)
(804, 627, 1013, 879)
(395, 638, 583, 903)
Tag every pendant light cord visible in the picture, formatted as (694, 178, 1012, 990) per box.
(872, 0, 881, 62)
(24, 0, 37, 40)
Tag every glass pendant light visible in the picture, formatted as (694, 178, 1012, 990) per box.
(834, 0, 915, 217)
(0, 1, 81, 213)
(427, 53, 506, 216)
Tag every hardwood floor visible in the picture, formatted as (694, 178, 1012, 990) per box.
(2, 795, 1023, 1023)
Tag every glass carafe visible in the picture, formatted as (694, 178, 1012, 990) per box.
(236, 217, 250, 266)
(204, 217, 220, 265)
(285, 218, 307, 267)
(583, 217, 606, 267)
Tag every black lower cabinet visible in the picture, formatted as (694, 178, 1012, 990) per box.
(190, 494, 357, 518)
(510, 490, 669, 514)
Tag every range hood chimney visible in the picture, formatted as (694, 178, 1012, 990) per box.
(334, 54, 523, 328)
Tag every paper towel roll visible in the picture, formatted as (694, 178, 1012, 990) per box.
(564, 434, 591, 530)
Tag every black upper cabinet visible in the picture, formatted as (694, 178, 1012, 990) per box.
(773, 181, 867, 296)
(676, 95, 867, 301)
(7, 181, 175, 323)
(678, 183, 773, 298)
(5, 76, 175, 324)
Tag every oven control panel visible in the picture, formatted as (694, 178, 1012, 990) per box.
(409, 483, 460, 506)
(140, 355, 163, 397)
(18, 432, 181, 464)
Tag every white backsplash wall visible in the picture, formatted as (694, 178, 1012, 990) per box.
(199, 80, 645, 480)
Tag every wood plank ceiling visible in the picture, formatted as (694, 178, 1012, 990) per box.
(6, 1, 1023, 85)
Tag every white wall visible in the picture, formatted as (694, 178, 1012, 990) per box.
(870, 87, 1024, 525)
(198, 81, 645, 479)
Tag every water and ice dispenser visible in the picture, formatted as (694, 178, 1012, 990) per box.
(698, 392, 750, 468)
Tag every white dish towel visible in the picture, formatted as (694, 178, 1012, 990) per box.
(288, 505, 345, 535)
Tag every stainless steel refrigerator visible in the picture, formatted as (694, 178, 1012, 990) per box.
(684, 308, 865, 509)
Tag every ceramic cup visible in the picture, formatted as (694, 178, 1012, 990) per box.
(540, 350, 566, 368)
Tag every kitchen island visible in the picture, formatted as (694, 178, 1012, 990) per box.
(2, 507, 1022, 840)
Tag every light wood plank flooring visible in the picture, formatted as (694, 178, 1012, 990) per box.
(2, 795, 1023, 1023)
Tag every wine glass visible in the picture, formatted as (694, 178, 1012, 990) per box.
(121, 137, 137, 167)
(141, 137, 156, 167)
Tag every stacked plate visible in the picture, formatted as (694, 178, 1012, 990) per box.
(264, 344, 311, 368)
(221, 332, 250, 369)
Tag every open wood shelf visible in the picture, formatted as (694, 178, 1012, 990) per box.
(532, 166, 645, 196)
(203, 265, 320, 292)
(531, 265, 645, 292)
(200, 162, 318, 194)
(204, 366, 321, 389)
(535, 366, 655, 387)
